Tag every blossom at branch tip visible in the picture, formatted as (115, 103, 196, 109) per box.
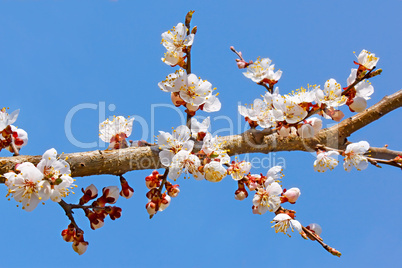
(99, 115, 134, 149)
(272, 213, 302, 236)
(343, 141, 370, 172)
(316, 79, 347, 108)
(227, 161, 251, 181)
(243, 57, 282, 86)
(355, 49, 379, 70)
(314, 151, 339, 172)
(158, 125, 193, 167)
(307, 223, 322, 236)
(161, 23, 194, 66)
(0, 107, 19, 131)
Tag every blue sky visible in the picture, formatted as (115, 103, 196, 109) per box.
(1, 1, 401, 267)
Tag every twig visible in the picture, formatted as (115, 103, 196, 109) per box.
(10, 137, 19, 156)
(58, 199, 82, 232)
(316, 144, 402, 170)
(185, 11, 194, 75)
(1, 90, 401, 177)
(258, 82, 272, 93)
(302, 226, 341, 257)
(341, 67, 376, 97)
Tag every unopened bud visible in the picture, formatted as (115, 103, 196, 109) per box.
(185, 10, 195, 26)
(307, 223, 322, 236)
(367, 68, 382, 78)
(72, 232, 89, 255)
(191, 26, 197, 35)
(146, 201, 157, 216)
(234, 189, 248, 201)
(283, 187, 301, 204)
(120, 177, 134, 199)
(61, 224, 76, 242)
(297, 124, 314, 138)
(331, 110, 344, 122)
(79, 184, 98, 205)
(159, 194, 171, 212)
(349, 96, 367, 113)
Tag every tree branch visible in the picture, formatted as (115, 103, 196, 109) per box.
(1, 89, 401, 180)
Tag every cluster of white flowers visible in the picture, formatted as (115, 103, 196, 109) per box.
(231, 165, 303, 237)
(4, 148, 75, 211)
(239, 49, 379, 138)
(158, 118, 229, 182)
(239, 87, 323, 138)
(158, 69, 221, 113)
(313, 141, 370, 173)
(0, 108, 28, 153)
(161, 23, 194, 67)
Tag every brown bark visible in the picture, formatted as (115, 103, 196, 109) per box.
(1, 89, 401, 181)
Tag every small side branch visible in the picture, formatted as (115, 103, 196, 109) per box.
(58, 200, 82, 232)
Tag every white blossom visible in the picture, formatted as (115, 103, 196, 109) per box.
(37, 148, 74, 202)
(314, 151, 339, 172)
(238, 98, 282, 128)
(99, 116, 134, 149)
(228, 161, 251, 181)
(273, 96, 307, 124)
(252, 182, 282, 214)
(286, 85, 319, 104)
(7, 125, 28, 152)
(168, 149, 203, 181)
(161, 23, 194, 52)
(343, 141, 370, 172)
(356, 49, 379, 70)
(158, 125, 192, 167)
(201, 133, 230, 164)
(272, 213, 302, 236)
(347, 68, 374, 113)
(4, 163, 50, 212)
(204, 161, 227, 183)
(243, 58, 282, 84)
(265, 165, 284, 186)
(316, 79, 347, 108)
(0, 108, 19, 132)
(158, 69, 218, 109)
